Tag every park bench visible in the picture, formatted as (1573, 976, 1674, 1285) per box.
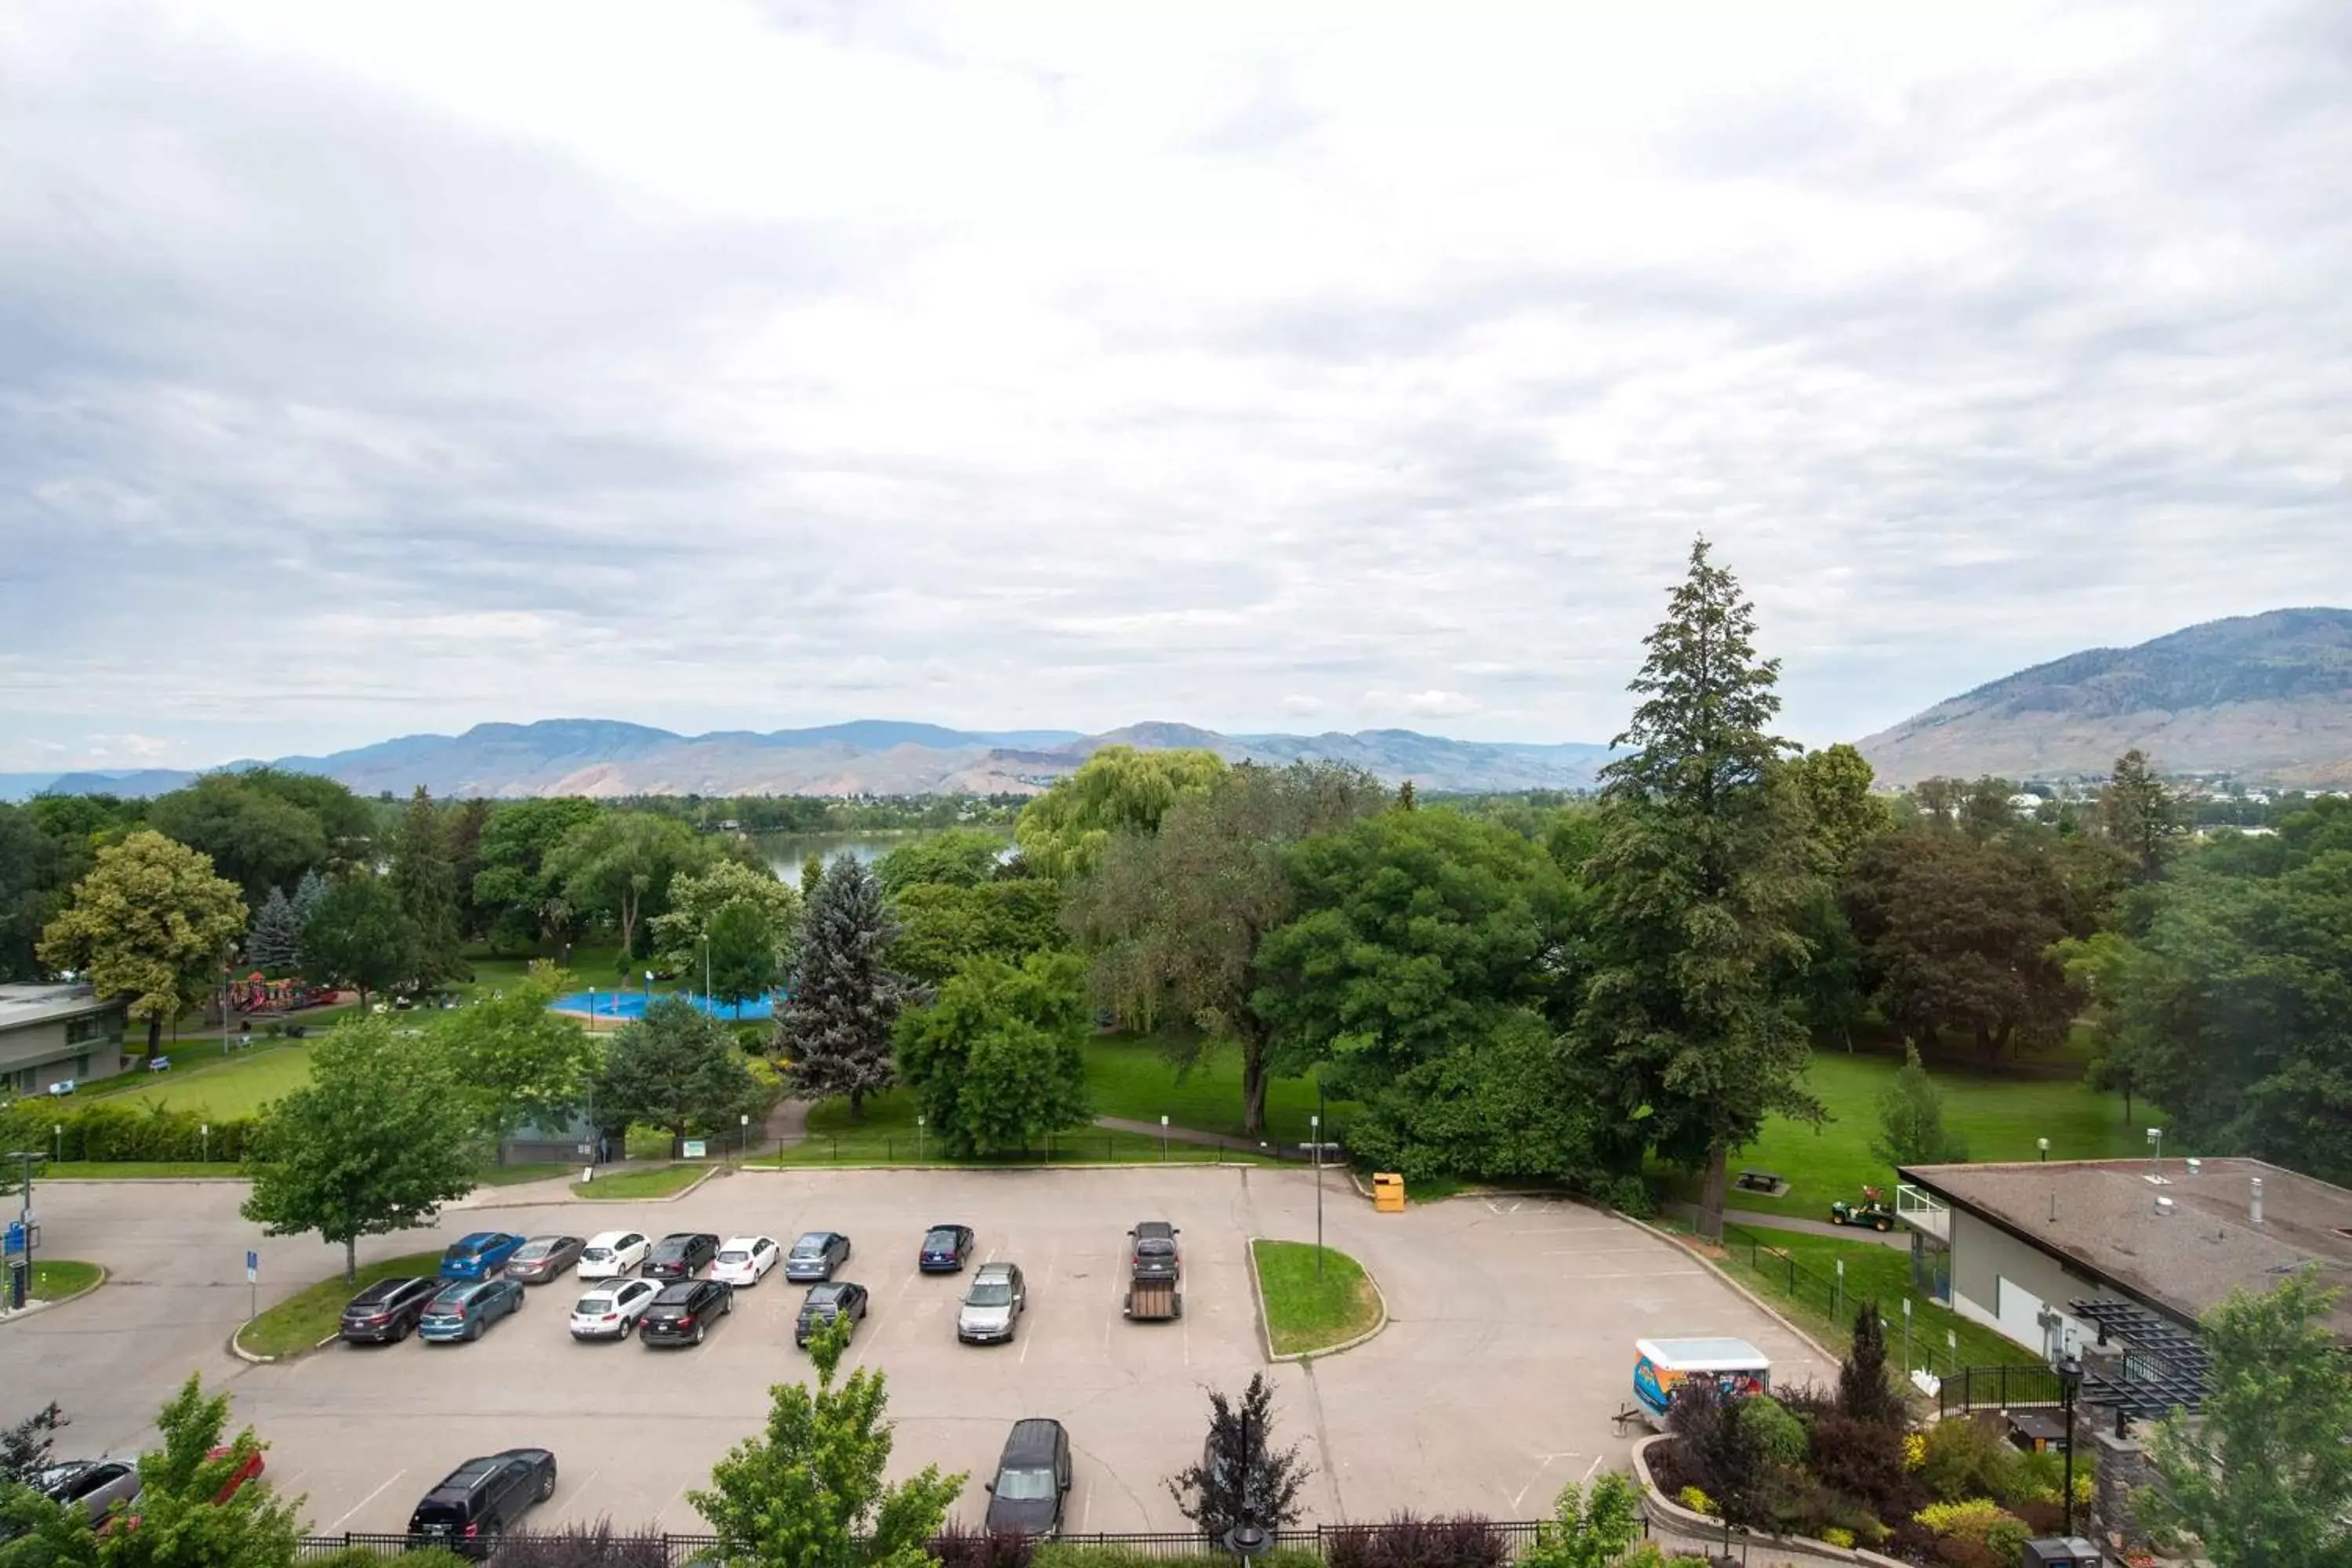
(1734, 1168, 1784, 1195)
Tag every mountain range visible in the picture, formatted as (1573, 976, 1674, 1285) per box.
(1859, 607, 2352, 786)
(2, 720, 1618, 801)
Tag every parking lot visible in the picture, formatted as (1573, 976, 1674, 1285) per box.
(3, 1166, 1829, 1534)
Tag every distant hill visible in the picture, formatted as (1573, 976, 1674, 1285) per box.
(1860, 608, 2352, 786)
(17, 719, 1614, 800)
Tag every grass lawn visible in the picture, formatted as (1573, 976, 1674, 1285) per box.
(571, 1163, 705, 1200)
(236, 1249, 441, 1359)
(86, 1044, 318, 1120)
(1250, 1240, 1381, 1356)
(31, 1259, 103, 1301)
(36, 1161, 243, 1179)
(1657, 1053, 2159, 1221)
(1083, 1029, 1357, 1145)
(475, 1162, 572, 1188)
(771, 1088, 1268, 1167)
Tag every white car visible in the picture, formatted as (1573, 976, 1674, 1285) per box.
(576, 1230, 650, 1280)
(711, 1236, 780, 1287)
(569, 1276, 660, 1340)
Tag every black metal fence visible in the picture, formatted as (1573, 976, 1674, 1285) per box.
(1936, 1362, 2067, 1418)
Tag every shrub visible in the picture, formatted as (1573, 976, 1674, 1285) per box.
(1615, 1548, 1711, 1568)
(1033, 1552, 1319, 1568)
(0, 1102, 258, 1163)
(930, 1521, 1041, 1568)
(1667, 1380, 1764, 1524)
(301, 1552, 470, 1567)
(1323, 1513, 1511, 1568)
(1837, 1301, 1906, 1428)
(1915, 1497, 2031, 1557)
(1915, 1416, 2023, 1505)
(1740, 1396, 1809, 1466)
(483, 1522, 673, 1566)
(1807, 1411, 1916, 1524)
(1676, 1486, 1718, 1517)
(1591, 1173, 1654, 1218)
(1821, 1526, 1857, 1548)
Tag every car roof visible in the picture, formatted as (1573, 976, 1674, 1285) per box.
(973, 1261, 1018, 1279)
(720, 1235, 770, 1247)
(926, 1222, 968, 1234)
(523, 1234, 579, 1246)
(792, 1231, 839, 1247)
(355, 1276, 425, 1300)
(651, 1281, 706, 1302)
(451, 1231, 500, 1248)
(584, 1229, 639, 1247)
(1002, 1418, 1065, 1463)
(805, 1281, 855, 1301)
(1133, 1220, 1174, 1236)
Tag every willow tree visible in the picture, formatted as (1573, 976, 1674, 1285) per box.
(1574, 539, 1820, 1238)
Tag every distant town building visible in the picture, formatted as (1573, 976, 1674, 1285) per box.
(0, 984, 130, 1095)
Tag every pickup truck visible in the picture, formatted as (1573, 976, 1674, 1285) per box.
(1122, 1221, 1181, 1320)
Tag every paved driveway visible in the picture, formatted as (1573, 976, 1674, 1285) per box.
(2, 1167, 1828, 1534)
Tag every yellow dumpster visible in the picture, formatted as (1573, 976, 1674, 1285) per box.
(1372, 1172, 1406, 1213)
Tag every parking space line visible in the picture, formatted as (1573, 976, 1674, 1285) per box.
(550, 1468, 602, 1521)
(328, 1468, 405, 1530)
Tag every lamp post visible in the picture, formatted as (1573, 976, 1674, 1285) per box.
(1160, 1115, 1169, 1161)
(739, 1112, 750, 1162)
(1223, 1398, 1269, 1559)
(587, 985, 597, 1028)
(5, 1149, 39, 1309)
(702, 931, 711, 1011)
(201, 1124, 209, 1165)
(1310, 1112, 1324, 1281)
(221, 964, 231, 1058)
(916, 1116, 925, 1163)
(2038, 1137, 2049, 1162)
(53, 1124, 62, 1164)
(2147, 1126, 2163, 1175)
(2056, 1356, 2083, 1536)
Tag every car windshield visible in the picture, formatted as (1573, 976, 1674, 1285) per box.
(791, 1236, 827, 1256)
(575, 1296, 612, 1313)
(925, 1230, 958, 1248)
(428, 1286, 473, 1308)
(513, 1242, 551, 1261)
(1137, 1240, 1174, 1256)
(583, 1244, 614, 1259)
(993, 1467, 1055, 1501)
(412, 1501, 467, 1527)
(967, 1282, 1014, 1307)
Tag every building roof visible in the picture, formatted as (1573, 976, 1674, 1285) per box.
(0, 983, 121, 1033)
(1900, 1157, 2352, 1342)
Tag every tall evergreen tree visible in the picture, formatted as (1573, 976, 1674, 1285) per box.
(1573, 538, 1820, 1239)
(390, 786, 464, 987)
(2100, 748, 2181, 883)
(779, 856, 919, 1116)
(246, 884, 303, 974)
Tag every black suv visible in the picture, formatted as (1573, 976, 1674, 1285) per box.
(983, 1418, 1073, 1537)
(339, 1276, 439, 1344)
(642, 1232, 720, 1282)
(1129, 1221, 1180, 1283)
(639, 1279, 731, 1347)
(406, 1448, 557, 1557)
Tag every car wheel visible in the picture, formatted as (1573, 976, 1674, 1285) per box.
(537, 1468, 556, 1501)
(693, 1323, 706, 1345)
(466, 1320, 482, 1341)
(723, 1294, 733, 1316)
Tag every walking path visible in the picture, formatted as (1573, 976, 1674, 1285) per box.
(1091, 1114, 1308, 1159)
(1666, 1201, 1909, 1248)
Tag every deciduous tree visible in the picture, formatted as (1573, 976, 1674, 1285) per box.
(1573, 539, 1819, 1239)
(875, 829, 1009, 894)
(689, 1316, 964, 1568)
(38, 831, 248, 1055)
(890, 880, 1064, 985)
(895, 952, 1092, 1156)
(0, 804, 71, 983)
(1164, 1373, 1312, 1543)
(703, 899, 780, 1011)
(546, 811, 710, 964)
(1014, 745, 1226, 881)
(145, 773, 328, 905)
(470, 797, 601, 949)
(241, 1017, 480, 1282)
(592, 996, 764, 1149)
(647, 858, 800, 983)
(778, 858, 919, 1117)
(433, 963, 600, 1163)
(298, 874, 415, 1012)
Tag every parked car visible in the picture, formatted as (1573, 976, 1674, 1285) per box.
(957, 1262, 1026, 1345)
(419, 1278, 526, 1342)
(406, 1449, 557, 1558)
(1124, 1221, 1181, 1321)
(982, 1418, 1072, 1537)
(794, 1281, 869, 1347)
(35, 1460, 140, 1523)
(103, 1448, 264, 1535)
(919, 1224, 975, 1272)
(504, 1236, 586, 1284)
(710, 1236, 779, 1287)
(338, 1276, 441, 1344)
(45, 1080, 75, 1098)
(638, 1279, 731, 1348)
(783, 1231, 851, 1282)
(642, 1232, 720, 1282)
(439, 1232, 527, 1281)
(568, 1276, 661, 1341)
(576, 1230, 650, 1280)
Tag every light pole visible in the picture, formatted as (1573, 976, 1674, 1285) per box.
(587, 985, 597, 1029)
(53, 1123, 62, 1164)
(1224, 1398, 1269, 1559)
(1902, 1297, 1913, 1372)
(702, 930, 711, 1010)
(5, 1149, 39, 1310)
(2056, 1356, 2082, 1536)
(739, 1112, 750, 1162)
(916, 1116, 925, 1163)
(221, 964, 231, 1058)
(1160, 1114, 1169, 1161)
(2038, 1137, 2049, 1162)
(201, 1123, 209, 1165)
(2147, 1126, 2163, 1174)
(1310, 1112, 1324, 1281)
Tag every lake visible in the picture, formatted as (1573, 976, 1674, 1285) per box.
(757, 829, 1014, 880)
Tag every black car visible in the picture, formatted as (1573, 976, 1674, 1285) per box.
(638, 1278, 732, 1347)
(918, 1224, 975, 1272)
(1129, 1221, 1180, 1283)
(982, 1418, 1072, 1537)
(642, 1232, 720, 1282)
(794, 1281, 870, 1347)
(407, 1448, 557, 1558)
(783, 1231, 852, 1283)
(339, 1276, 440, 1344)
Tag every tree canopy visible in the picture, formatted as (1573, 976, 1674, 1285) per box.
(888, 878, 1063, 985)
(778, 857, 919, 1116)
(647, 858, 800, 983)
(298, 873, 415, 1011)
(895, 950, 1093, 1156)
(433, 962, 601, 1160)
(592, 996, 765, 1145)
(874, 828, 1008, 894)
(1014, 745, 1226, 880)
(471, 797, 602, 949)
(38, 830, 247, 1054)
(390, 787, 465, 989)
(546, 811, 710, 964)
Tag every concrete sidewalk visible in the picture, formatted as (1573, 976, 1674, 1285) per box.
(1667, 1201, 1909, 1248)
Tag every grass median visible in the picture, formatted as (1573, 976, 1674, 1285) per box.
(1251, 1240, 1381, 1356)
(34, 1161, 244, 1179)
(571, 1163, 705, 1200)
(31, 1259, 102, 1302)
(236, 1250, 441, 1359)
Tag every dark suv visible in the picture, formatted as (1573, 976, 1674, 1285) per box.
(406, 1449, 557, 1558)
(1129, 1221, 1180, 1283)
(638, 1279, 731, 1346)
(339, 1276, 439, 1344)
(982, 1418, 1073, 1537)
(642, 1232, 720, 1282)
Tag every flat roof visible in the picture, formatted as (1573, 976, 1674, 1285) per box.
(1900, 1157, 2352, 1342)
(0, 984, 121, 1033)
(1635, 1338, 1770, 1370)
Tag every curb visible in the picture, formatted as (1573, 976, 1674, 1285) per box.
(1244, 1237, 1388, 1364)
(0, 1261, 108, 1326)
(1631, 1433, 1907, 1567)
(1614, 1211, 1843, 1368)
(558, 1165, 722, 1205)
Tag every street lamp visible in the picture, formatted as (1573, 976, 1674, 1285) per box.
(2147, 1126, 2163, 1175)
(739, 1112, 750, 1161)
(1160, 1115, 1169, 1161)
(1223, 1398, 1271, 1559)
(52, 1124, 62, 1164)
(916, 1116, 925, 1163)
(2056, 1356, 2083, 1535)
(702, 930, 711, 1009)
(201, 1123, 209, 1164)
(1310, 1112, 1324, 1281)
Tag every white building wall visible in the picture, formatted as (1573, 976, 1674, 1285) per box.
(1944, 1208, 2143, 1361)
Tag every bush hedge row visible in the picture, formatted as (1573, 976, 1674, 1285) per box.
(0, 1101, 258, 1163)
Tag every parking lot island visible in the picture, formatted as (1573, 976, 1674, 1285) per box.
(1248, 1240, 1384, 1359)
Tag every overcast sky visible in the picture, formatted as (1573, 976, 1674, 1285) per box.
(4, 1, 2348, 771)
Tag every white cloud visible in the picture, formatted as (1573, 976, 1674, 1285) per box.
(2, 0, 2348, 768)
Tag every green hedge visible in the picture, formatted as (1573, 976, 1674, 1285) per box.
(0, 1100, 258, 1163)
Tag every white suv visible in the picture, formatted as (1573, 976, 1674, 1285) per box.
(569, 1276, 659, 1340)
(576, 1230, 649, 1280)
(711, 1236, 779, 1287)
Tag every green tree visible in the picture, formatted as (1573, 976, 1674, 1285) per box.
(546, 811, 709, 963)
(704, 899, 780, 1011)
(1870, 1044, 1968, 1169)
(390, 788, 465, 990)
(1064, 761, 1386, 1133)
(592, 996, 764, 1149)
(241, 1017, 480, 1281)
(890, 880, 1064, 985)
(144, 773, 328, 905)
(1573, 539, 1820, 1239)
(471, 797, 601, 949)
(779, 858, 919, 1117)
(0, 803, 73, 983)
(2143, 1269, 2352, 1568)
(800, 853, 823, 897)
(1790, 744, 1895, 875)
(243, 886, 302, 975)
(298, 874, 415, 1012)
(688, 1316, 964, 1568)
(1522, 1471, 1643, 1568)
(38, 831, 248, 1056)
(647, 859, 800, 983)
(895, 951, 1092, 1156)
(1341, 1007, 1605, 1187)
(432, 963, 600, 1164)
(2101, 748, 2182, 884)
(0, 1403, 67, 1486)
(874, 829, 1007, 894)
(1255, 807, 1581, 1098)
(444, 797, 492, 941)
(1014, 745, 1227, 880)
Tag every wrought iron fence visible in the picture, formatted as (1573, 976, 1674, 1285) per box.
(1936, 1361, 2067, 1418)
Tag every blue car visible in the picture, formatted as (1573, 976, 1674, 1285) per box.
(418, 1278, 525, 1342)
(919, 1224, 975, 1273)
(440, 1232, 527, 1281)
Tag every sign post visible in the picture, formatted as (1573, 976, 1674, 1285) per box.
(245, 1250, 258, 1322)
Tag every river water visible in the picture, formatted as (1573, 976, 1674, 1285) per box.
(755, 829, 1013, 880)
